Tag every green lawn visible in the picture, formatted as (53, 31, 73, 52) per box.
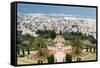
(17, 57, 38, 65)
(17, 52, 96, 65)
(81, 53, 96, 61)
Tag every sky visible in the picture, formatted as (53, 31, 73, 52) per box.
(17, 3, 96, 19)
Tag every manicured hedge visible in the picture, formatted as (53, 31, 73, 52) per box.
(65, 54, 72, 62)
(47, 55, 54, 63)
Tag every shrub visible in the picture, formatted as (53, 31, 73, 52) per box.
(19, 55, 25, 57)
(38, 60, 43, 64)
(65, 54, 72, 62)
(76, 57, 81, 62)
(47, 55, 54, 63)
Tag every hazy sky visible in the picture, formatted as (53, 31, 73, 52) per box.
(17, 3, 96, 18)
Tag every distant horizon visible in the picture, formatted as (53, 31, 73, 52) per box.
(17, 3, 96, 19)
(18, 12, 96, 20)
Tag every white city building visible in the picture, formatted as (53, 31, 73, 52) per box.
(17, 13, 96, 38)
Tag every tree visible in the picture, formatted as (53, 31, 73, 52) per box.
(65, 54, 72, 62)
(33, 37, 48, 56)
(17, 45, 21, 55)
(38, 60, 43, 64)
(17, 34, 24, 56)
(93, 46, 96, 52)
(17, 34, 34, 56)
(60, 31, 62, 35)
(17, 45, 26, 56)
(71, 37, 82, 54)
(49, 30, 56, 39)
(86, 45, 89, 52)
(47, 55, 54, 63)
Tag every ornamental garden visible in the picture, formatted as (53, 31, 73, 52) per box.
(17, 30, 97, 65)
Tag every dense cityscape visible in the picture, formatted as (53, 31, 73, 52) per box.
(17, 13, 96, 38)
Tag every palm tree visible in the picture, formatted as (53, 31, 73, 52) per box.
(32, 37, 48, 63)
(33, 37, 48, 56)
(71, 37, 82, 54)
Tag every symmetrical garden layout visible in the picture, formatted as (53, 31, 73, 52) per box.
(17, 13, 96, 65)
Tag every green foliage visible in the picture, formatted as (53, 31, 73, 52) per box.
(65, 54, 72, 62)
(59, 31, 62, 35)
(71, 37, 82, 54)
(86, 45, 89, 52)
(47, 55, 54, 63)
(62, 31, 95, 41)
(63, 31, 75, 40)
(17, 45, 26, 56)
(36, 30, 56, 39)
(33, 37, 48, 56)
(19, 54, 25, 57)
(38, 60, 43, 64)
(21, 34, 34, 41)
(93, 46, 96, 52)
(17, 34, 35, 56)
(76, 57, 81, 62)
(49, 30, 56, 39)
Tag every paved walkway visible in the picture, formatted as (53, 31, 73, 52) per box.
(55, 51, 65, 62)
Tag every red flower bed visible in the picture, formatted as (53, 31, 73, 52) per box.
(32, 53, 39, 58)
